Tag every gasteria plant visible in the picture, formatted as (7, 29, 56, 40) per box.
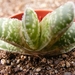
(0, 2, 75, 56)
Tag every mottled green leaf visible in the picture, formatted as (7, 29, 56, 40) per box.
(39, 2, 75, 50)
(22, 7, 40, 50)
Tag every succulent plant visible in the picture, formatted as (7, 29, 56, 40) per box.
(0, 2, 75, 56)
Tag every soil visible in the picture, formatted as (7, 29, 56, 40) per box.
(0, 0, 75, 75)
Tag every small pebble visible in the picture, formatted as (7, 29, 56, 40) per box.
(73, 71, 75, 75)
(28, 56, 31, 61)
(1, 59, 6, 65)
(14, 67, 20, 72)
(55, 70, 58, 74)
(21, 55, 26, 61)
(41, 58, 46, 63)
(21, 55, 24, 59)
(50, 64, 54, 67)
(23, 69, 26, 71)
(72, 63, 75, 67)
(36, 67, 41, 72)
(34, 73, 39, 75)
(62, 63, 65, 68)
(65, 61, 70, 68)
(16, 59, 20, 64)
(5, 66, 11, 69)
(72, 52, 75, 57)
(4, 74, 8, 75)
(47, 60, 53, 64)
(17, 64, 20, 68)
(11, 62, 14, 66)
(20, 67, 23, 70)
(62, 54, 68, 59)
(6, 60, 10, 65)
(71, 61, 75, 67)
(54, 60, 59, 65)
(60, 61, 65, 67)
(46, 67, 51, 70)
(26, 64, 30, 68)
(64, 72, 72, 75)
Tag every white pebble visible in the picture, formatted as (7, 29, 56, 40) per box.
(1, 59, 6, 65)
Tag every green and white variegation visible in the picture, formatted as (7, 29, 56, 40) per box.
(0, 2, 75, 56)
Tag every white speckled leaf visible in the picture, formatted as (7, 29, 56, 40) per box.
(50, 22, 75, 54)
(39, 2, 75, 50)
(0, 18, 30, 51)
(0, 18, 22, 44)
(22, 7, 40, 50)
(0, 40, 24, 53)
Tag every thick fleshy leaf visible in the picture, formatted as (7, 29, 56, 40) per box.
(49, 22, 75, 54)
(0, 40, 24, 54)
(0, 18, 29, 50)
(0, 18, 22, 43)
(39, 2, 75, 50)
(22, 7, 40, 50)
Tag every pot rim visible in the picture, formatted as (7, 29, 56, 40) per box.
(10, 10, 52, 21)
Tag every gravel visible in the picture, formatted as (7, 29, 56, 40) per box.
(0, 0, 75, 75)
(64, 72, 72, 75)
(1, 59, 6, 65)
(0, 50, 75, 75)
